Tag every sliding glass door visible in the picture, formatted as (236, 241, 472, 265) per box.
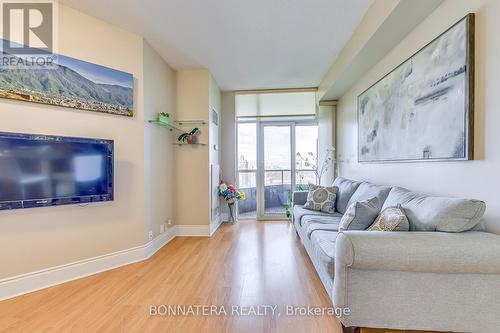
(237, 120, 318, 220)
(261, 123, 293, 218)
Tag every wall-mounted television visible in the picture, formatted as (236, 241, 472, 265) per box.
(0, 132, 114, 210)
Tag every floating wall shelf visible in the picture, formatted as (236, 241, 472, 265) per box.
(173, 143, 207, 147)
(149, 119, 207, 148)
(148, 120, 182, 132)
(174, 120, 207, 126)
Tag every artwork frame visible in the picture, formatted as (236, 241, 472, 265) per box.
(357, 13, 475, 163)
(0, 39, 134, 117)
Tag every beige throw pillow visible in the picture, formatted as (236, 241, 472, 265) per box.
(303, 184, 338, 214)
(368, 204, 410, 231)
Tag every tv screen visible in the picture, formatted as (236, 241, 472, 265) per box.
(0, 132, 114, 210)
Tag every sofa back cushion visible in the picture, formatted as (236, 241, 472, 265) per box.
(339, 197, 380, 232)
(332, 177, 362, 214)
(347, 182, 392, 211)
(382, 187, 486, 232)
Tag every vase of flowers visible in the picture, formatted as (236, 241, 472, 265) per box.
(219, 183, 246, 224)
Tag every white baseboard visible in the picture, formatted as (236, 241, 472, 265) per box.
(146, 226, 177, 258)
(0, 224, 178, 302)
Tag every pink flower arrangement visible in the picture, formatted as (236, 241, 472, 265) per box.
(219, 182, 246, 204)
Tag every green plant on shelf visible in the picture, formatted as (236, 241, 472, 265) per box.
(177, 127, 200, 144)
(158, 112, 170, 124)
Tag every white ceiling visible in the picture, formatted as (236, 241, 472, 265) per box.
(60, 0, 373, 91)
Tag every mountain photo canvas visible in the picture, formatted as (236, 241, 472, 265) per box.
(357, 14, 474, 163)
(0, 40, 134, 117)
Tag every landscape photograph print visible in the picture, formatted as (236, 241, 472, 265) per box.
(357, 14, 474, 163)
(0, 40, 134, 117)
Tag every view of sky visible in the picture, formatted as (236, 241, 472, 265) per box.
(237, 123, 257, 169)
(237, 122, 318, 171)
(264, 126, 291, 170)
(58, 55, 133, 88)
(296, 125, 318, 170)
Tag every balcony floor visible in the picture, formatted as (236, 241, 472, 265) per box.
(239, 206, 286, 219)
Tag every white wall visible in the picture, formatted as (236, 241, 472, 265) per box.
(336, 0, 500, 233)
(0, 5, 177, 279)
(317, 105, 336, 185)
(209, 75, 222, 223)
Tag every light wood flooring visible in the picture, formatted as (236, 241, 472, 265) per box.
(0, 220, 439, 333)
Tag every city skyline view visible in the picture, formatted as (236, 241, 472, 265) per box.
(237, 122, 318, 190)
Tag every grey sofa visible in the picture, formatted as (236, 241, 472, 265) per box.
(292, 177, 500, 333)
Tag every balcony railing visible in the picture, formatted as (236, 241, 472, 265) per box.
(237, 169, 317, 217)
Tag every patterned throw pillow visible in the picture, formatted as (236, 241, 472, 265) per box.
(303, 184, 338, 213)
(339, 197, 380, 232)
(368, 204, 410, 231)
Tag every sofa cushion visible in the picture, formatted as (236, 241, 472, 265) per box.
(301, 213, 343, 228)
(339, 197, 380, 232)
(307, 222, 341, 239)
(368, 204, 410, 231)
(382, 187, 486, 232)
(310, 230, 338, 279)
(293, 205, 341, 226)
(347, 182, 392, 210)
(332, 177, 362, 214)
(304, 184, 338, 213)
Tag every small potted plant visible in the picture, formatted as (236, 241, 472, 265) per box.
(158, 112, 170, 125)
(177, 128, 200, 144)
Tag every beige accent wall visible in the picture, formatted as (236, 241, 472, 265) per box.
(335, 0, 500, 233)
(175, 70, 221, 226)
(0, 5, 176, 278)
(143, 41, 177, 238)
(220, 92, 237, 185)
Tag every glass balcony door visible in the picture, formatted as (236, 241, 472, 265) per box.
(259, 123, 293, 219)
(236, 120, 318, 220)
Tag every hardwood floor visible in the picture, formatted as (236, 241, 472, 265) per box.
(0, 220, 441, 333)
(0, 220, 342, 332)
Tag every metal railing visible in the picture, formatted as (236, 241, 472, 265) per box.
(237, 169, 317, 215)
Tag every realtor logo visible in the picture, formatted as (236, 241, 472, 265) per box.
(1, 0, 56, 54)
(0, 0, 58, 67)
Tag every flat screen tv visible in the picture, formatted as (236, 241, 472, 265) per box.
(0, 132, 114, 210)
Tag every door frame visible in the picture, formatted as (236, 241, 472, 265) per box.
(235, 118, 318, 221)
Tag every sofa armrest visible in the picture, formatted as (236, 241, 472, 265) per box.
(333, 230, 500, 312)
(292, 191, 308, 206)
(335, 230, 500, 274)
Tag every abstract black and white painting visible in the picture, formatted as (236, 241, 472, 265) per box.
(358, 14, 474, 162)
